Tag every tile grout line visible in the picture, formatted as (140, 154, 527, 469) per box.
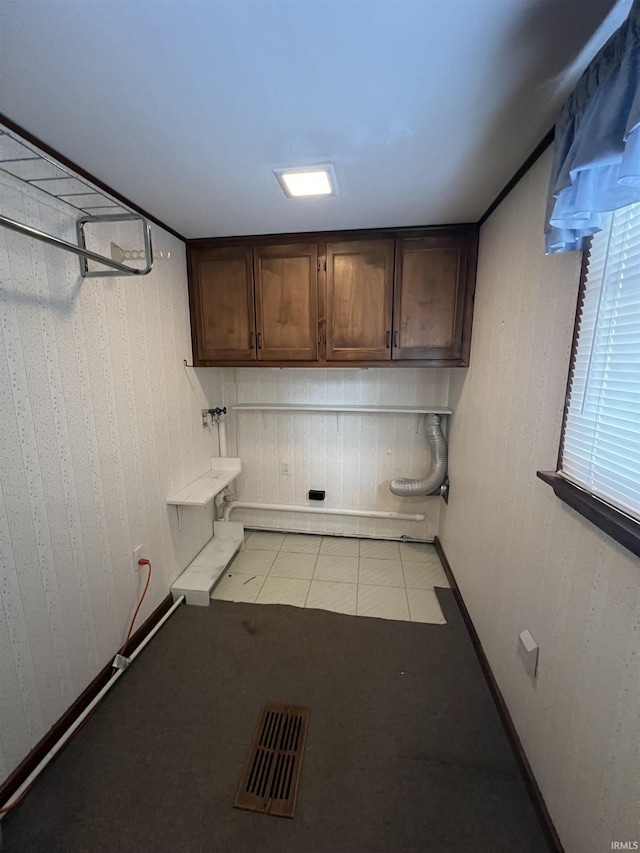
(302, 555, 318, 608)
(403, 581, 412, 622)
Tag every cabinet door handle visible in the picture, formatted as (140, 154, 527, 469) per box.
(249, 331, 254, 349)
(394, 330, 399, 347)
(257, 331, 262, 349)
(386, 330, 391, 348)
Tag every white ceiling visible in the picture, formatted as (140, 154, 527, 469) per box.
(0, 0, 625, 239)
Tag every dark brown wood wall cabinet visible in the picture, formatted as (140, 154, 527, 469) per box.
(189, 246, 255, 361)
(254, 243, 318, 361)
(187, 226, 477, 368)
(325, 240, 394, 361)
(393, 235, 468, 360)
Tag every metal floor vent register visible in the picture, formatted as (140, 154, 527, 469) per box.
(234, 702, 310, 818)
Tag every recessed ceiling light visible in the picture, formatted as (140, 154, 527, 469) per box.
(274, 165, 337, 198)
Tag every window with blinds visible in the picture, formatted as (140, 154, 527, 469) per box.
(559, 202, 640, 522)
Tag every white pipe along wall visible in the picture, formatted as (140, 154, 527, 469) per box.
(218, 418, 227, 458)
(224, 502, 426, 522)
(0, 597, 185, 818)
(215, 368, 448, 540)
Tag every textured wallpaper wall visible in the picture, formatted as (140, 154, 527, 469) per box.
(218, 367, 450, 540)
(0, 169, 221, 784)
(439, 150, 640, 852)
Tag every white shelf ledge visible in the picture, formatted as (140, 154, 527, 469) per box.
(166, 457, 241, 506)
(232, 404, 452, 415)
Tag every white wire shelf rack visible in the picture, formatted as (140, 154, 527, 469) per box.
(0, 123, 153, 277)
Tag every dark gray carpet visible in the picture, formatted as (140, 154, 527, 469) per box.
(3, 591, 551, 853)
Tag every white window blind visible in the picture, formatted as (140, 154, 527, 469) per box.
(560, 202, 640, 522)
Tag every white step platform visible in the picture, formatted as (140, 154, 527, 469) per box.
(166, 457, 242, 506)
(171, 521, 244, 606)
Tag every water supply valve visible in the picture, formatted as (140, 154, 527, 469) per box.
(209, 406, 227, 424)
(201, 406, 227, 427)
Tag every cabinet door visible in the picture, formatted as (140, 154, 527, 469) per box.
(254, 243, 318, 361)
(325, 240, 394, 361)
(189, 246, 256, 362)
(393, 236, 468, 360)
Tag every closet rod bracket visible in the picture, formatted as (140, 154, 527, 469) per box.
(0, 211, 154, 277)
(76, 213, 153, 277)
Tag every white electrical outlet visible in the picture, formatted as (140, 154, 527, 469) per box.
(518, 629, 539, 679)
(133, 544, 145, 572)
(281, 461, 291, 475)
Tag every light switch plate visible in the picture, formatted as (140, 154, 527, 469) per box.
(518, 629, 539, 679)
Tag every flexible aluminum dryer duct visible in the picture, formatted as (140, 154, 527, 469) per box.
(389, 413, 448, 497)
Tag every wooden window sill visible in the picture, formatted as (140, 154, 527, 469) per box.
(537, 471, 640, 559)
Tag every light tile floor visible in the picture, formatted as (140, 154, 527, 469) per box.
(212, 531, 449, 624)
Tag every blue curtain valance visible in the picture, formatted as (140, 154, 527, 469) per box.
(546, 0, 640, 253)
